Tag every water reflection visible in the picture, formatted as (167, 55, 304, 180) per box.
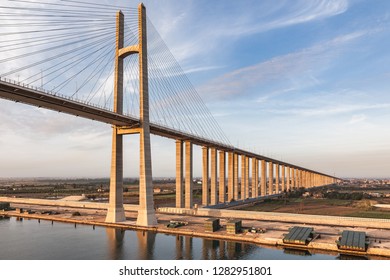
(106, 228, 124, 260)
(337, 254, 368, 260)
(283, 248, 312, 256)
(0, 218, 345, 260)
(109, 230, 257, 260)
(136, 231, 156, 259)
(176, 235, 183, 259)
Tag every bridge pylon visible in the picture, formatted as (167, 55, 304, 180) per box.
(105, 3, 157, 226)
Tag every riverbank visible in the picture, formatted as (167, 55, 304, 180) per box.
(2, 198, 390, 259)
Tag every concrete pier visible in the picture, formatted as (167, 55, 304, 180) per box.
(268, 161, 273, 195)
(245, 156, 249, 199)
(185, 141, 193, 209)
(233, 153, 239, 200)
(299, 169, 303, 188)
(210, 148, 217, 205)
(136, 4, 157, 226)
(241, 155, 246, 199)
(311, 172, 315, 187)
(106, 127, 125, 223)
(261, 160, 266, 196)
(176, 140, 184, 208)
(227, 152, 234, 202)
(251, 158, 258, 198)
(275, 163, 280, 194)
(286, 166, 290, 191)
(202, 146, 209, 206)
(292, 168, 296, 190)
(106, 12, 126, 223)
(219, 151, 226, 203)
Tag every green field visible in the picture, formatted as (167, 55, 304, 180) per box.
(241, 197, 390, 219)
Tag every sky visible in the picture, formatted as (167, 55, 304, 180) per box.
(0, 0, 390, 179)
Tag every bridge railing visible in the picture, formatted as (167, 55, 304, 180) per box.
(0, 76, 129, 117)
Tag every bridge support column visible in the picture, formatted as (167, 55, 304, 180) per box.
(311, 173, 314, 188)
(245, 156, 249, 199)
(210, 148, 217, 205)
(261, 160, 266, 196)
(202, 146, 209, 206)
(233, 153, 239, 200)
(290, 168, 294, 190)
(176, 140, 184, 208)
(281, 165, 285, 192)
(306, 171, 310, 189)
(297, 169, 301, 188)
(286, 166, 290, 191)
(185, 141, 193, 208)
(268, 161, 273, 195)
(137, 4, 157, 226)
(306, 172, 309, 188)
(106, 11, 126, 223)
(312, 173, 315, 187)
(251, 158, 258, 198)
(294, 168, 298, 189)
(241, 155, 246, 199)
(219, 151, 226, 203)
(275, 163, 280, 194)
(106, 127, 126, 223)
(256, 159, 260, 197)
(227, 152, 234, 202)
(107, 4, 157, 226)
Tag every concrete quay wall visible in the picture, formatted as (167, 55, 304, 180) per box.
(2, 196, 390, 229)
(0, 197, 139, 211)
(157, 207, 390, 229)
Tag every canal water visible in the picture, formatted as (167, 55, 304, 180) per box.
(0, 217, 340, 260)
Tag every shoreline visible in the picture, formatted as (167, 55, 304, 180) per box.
(3, 202, 390, 259)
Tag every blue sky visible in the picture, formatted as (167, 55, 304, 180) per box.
(1, 0, 389, 178)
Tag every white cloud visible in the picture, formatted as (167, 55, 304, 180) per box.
(269, 103, 390, 117)
(228, 0, 349, 36)
(148, 0, 350, 69)
(199, 31, 367, 99)
(348, 114, 367, 124)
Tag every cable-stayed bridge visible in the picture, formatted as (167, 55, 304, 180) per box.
(0, 1, 339, 226)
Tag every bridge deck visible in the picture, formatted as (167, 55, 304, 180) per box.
(0, 79, 138, 126)
(0, 79, 339, 178)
